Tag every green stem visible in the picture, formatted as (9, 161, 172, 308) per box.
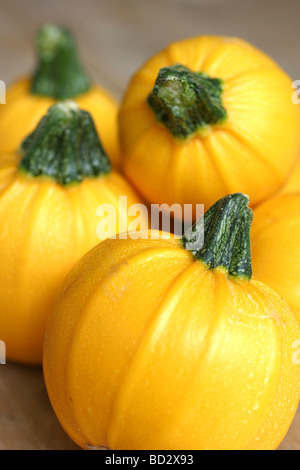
(182, 193, 253, 280)
(19, 101, 111, 185)
(147, 64, 227, 139)
(31, 24, 91, 99)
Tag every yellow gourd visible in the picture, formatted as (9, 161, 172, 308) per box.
(0, 101, 145, 365)
(0, 24, 120, 168)
(44, 193, 300, 450)
(119, 36, 300, 213)
(252, 192, 300, 325)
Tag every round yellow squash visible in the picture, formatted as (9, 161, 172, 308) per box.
(119, 36, 300, 212)
(0, 101, 145, 365)
(252, 192, 300, 325)
(43, 193, 300, 450)
(0, 24, 120, 168)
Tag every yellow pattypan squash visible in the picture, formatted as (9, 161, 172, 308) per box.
(119, 36, 300, 213)
(0, 101, 145, 365)
(0, 24, 120, 168)
(43, 193, 300, 450)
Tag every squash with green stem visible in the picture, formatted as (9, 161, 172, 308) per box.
(44, 193, 300, 450)
(0, 101, 145, 365)
(119, 36, 300, 214)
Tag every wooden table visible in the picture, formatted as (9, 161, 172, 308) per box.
(0, 0, 300, 450)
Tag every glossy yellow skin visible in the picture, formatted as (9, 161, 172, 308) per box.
(280, 157, 300, 194)
(252, 193, 300, 325)
(44, 233, 300, 450)
(119, 36, 300, 212)
(0, 153, 144, 364)
(0, 78, 121, 168)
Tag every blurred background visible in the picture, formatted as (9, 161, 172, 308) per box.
(1, 0, 300, 100)
(1, 0, 300, 450)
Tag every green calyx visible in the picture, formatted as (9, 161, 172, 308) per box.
(19, 101, 111, 185)
(147, 64, 227, 139)
(182, 193, 253, 280)
(31, 24, 91, 99)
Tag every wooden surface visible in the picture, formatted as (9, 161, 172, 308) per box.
(0, 0, 300, 450)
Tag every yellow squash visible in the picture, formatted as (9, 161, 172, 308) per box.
(0, 101, 145, 365)
(119, 36, 300, 213)
(0, 24, 120, 168)
(252, 192, 300, 325)
(43, 193, 300, 450)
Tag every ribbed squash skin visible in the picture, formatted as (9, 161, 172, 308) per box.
(0, 78, 121, 168)
(119, 36, 300, 212)
(252, 193, 300, 325)
(0, 155, 144, 364)
(43, 234, 300, 450)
